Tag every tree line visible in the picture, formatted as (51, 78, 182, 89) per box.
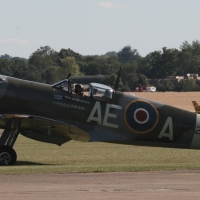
(1, 40, 200, 91)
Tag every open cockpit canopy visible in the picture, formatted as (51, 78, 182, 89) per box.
(89, 83, 113, 102)
(52, 79, 114, 102)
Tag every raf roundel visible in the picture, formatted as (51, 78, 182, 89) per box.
(124, 100, 159, 134)
(133, 108, 149, 124)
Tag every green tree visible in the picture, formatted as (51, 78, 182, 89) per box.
(157, 80, 175, 91)
(118, 46, 140, 63)
(102, 73, 122, 88)
(58, 48, 82, 60)
(180, 40, 200, 56)
(12, 59, 28, 79)
(44, 66, 58, 84)
(105, 51, 117, 57)
(179, 40, 200, 74)
(0, 54, 12, 60)
(148, 47, 180, 78)
(137, 73, 149, 86)
(137, 56, 151, 78)
(121, 61, 138, 89)
(176, 79, 198, 91)
(24, 65, 43, 82)
(0, 59, 14, 76)
(60, 57, 82, 77)
(82, 55, 120, 75)
(29, 46, 58, 69)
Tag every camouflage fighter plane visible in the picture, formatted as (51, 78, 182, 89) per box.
(0, 73, 200, 166)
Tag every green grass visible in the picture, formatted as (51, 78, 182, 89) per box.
(1, 136, 200, 174)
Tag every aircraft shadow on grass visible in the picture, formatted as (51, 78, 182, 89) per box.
(15, 161, 56, 166)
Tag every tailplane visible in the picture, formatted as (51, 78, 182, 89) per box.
(192, 101, 200, 114)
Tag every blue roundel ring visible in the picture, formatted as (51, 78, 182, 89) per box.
(124, 100, 159, 134)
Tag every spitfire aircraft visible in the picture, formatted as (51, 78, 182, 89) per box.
(0, 72, 200, 166)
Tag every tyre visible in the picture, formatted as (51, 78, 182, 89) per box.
(0, 145, 17, 166)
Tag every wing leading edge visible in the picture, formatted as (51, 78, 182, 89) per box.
(0, 114, 90, 146)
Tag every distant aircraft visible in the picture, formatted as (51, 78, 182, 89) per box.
(192, 101, 200, 114)
(0, 72, 200, 165)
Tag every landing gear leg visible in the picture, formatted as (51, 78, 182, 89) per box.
(0, 119, 20, 166)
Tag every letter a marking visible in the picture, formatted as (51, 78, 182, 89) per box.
(87, 102, 102, 124)
(158, 117, 173, 141)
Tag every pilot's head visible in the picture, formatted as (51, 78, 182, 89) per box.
(75, 84, 84, 95)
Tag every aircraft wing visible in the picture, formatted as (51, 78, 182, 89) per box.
(0, 114, 90, 146)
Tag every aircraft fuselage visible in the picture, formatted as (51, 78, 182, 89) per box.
(0, 75, 199, 151)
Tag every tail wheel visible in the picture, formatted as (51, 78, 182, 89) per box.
(0, 146, 17, 166)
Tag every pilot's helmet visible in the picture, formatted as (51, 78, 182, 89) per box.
(75, 84, 84, 94)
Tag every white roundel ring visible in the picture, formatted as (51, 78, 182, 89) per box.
(133, 108, 150, 124)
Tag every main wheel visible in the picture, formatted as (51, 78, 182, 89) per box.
(0, 146, 17, 166)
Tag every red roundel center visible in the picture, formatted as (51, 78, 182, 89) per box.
(136, 110, 147, 122)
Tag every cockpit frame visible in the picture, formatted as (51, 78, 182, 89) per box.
(52, 79, 72, 94)
(52, 79, 114, 103)
(89, 83, 113, 102)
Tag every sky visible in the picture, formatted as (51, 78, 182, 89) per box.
(0, 0, 200, 58)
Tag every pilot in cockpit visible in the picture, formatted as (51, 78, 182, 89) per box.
(75, 84, 84, 96)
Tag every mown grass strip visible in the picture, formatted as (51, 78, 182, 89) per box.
(0, 136, 200, 174)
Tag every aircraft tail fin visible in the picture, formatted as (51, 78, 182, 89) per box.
(192, 101, 200, 113)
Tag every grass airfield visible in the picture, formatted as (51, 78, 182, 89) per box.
(1, 91, 200, 174)
(0, 136, 200, 174)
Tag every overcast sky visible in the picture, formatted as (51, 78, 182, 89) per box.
(0, 0, 200, 58)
